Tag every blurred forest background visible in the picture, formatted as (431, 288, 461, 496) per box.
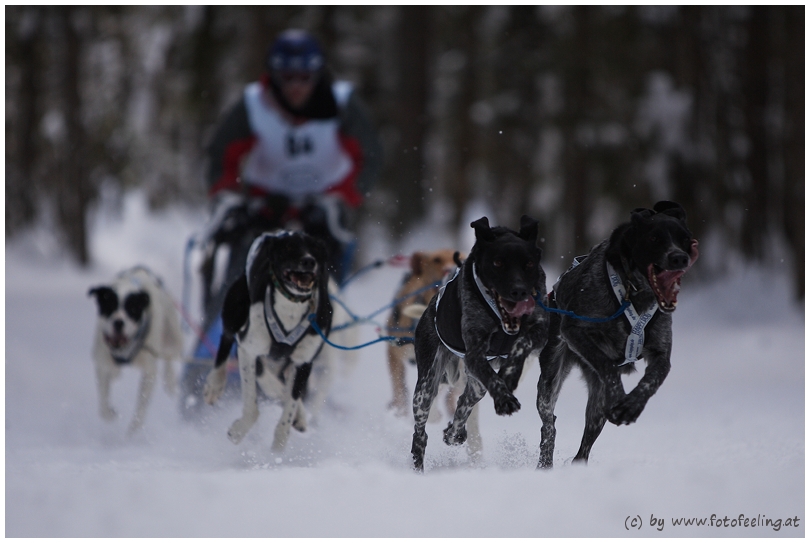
(5, 6, 805, 300)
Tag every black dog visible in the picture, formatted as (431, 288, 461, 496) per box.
(536, 201, 699, 468)
(203, 230, 332, 451)
(411, 216, 549, 471)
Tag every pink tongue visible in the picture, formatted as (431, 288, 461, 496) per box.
(508, 298, 535, 318)
(656, 270, 685, 303)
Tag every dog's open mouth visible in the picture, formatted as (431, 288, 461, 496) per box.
(283, 270, 316, 293)
(492, 291, 536, 334)
(104, 333, 130, 350)
(647, 239, 700, 313)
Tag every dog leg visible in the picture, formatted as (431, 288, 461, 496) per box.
(96, 363, 119, 422)
(443, 374, 486, 446)
(465, 403, 483, 460)
(228, 350, 259, 444)
(536, 330, 572, 469)
(573, 368, 607, 464)
(608, 354, 671, 426)
(203, 364, 228, 405)
(272, 398, 298, 451)
(387, 344, 410, 417)
(272, 362, 312, 451)
(467, 354, 520, 416)
(128, 358, 157, 435)
(162, 359, 177, 396)
(411, 353, 445, 471)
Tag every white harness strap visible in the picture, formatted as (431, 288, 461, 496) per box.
(472, 264, 503, 325)
(263, 286, 314, 346)
(606, 261, 658, 366)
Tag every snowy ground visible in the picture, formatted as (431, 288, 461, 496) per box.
(5, 193, 805, 537)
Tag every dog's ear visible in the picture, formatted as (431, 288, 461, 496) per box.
(88, 286, 118, 316)
(653, 200, 687, 223)
(453, 251, 463, 267)
(410, 252, 424, 277)
(123, 291, 150, 321)
(630, 208, 655, 228)
(519, 215, 539, 244)
(247, 234, 276, 299)
(470, 217, 495, 242)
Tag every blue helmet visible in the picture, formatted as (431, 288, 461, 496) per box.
(266, 29, 324, 73)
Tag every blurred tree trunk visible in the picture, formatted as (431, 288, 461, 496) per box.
(7, 10, 41, 236)
(444, 6, 477, 233)
(392, 6, 430, 234)
(781, 6, 804, 300)
(499, 6, 542, 225)
(741, 6, 770, 260)
(563, 7, 592, 256)
(57, 7, 91, 264)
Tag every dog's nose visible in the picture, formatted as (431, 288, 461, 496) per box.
(113, 319, 124, 332)
(511, 286, 529, 301)
(300, 255, 316, 271)
(668, 251, 690, 270)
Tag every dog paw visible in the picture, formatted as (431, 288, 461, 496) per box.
(443, 422, 467, 446)
(608, 397, 644, 426)
(493, 394, 521, 416)
(292, 409, 307, 433)
(227, 418, 254, 444)
(203, 368, 227, 405)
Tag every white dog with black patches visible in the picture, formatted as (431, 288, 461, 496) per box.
(88, 266, 183, 434)
(203, 230, 333, 451)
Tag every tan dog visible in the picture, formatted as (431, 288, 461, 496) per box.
(386, 250, 460, 417)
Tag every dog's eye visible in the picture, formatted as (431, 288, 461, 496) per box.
(493, 260, 503, 268)
(433, 257, 442, 264)
(649, 235, 657, 242)
(526, 261, 535, 269)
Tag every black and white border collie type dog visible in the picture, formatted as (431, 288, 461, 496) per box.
(88, 266, 183, 434)
(411, 216, 549, 471)
(536, 201, 699, 468)
(204, 230, 332, 451)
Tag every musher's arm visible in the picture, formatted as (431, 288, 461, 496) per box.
(206, 98, 256, 196)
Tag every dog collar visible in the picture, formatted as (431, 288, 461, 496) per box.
(108, 313, 152, 365)
(264, 286, 315, 346)
(606, 261, 658, 366)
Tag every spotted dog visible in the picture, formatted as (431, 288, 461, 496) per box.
(204, 230, 332, 451)
(410, 216, 549, 471)
(536, 201, 699, 468)
(88, 266, 183, 434)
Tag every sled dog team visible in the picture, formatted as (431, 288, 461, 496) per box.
(89, 200, 699, 470)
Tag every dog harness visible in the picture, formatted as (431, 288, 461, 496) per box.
(263, 286, 316, 347)
(434, 265, 515, 361)
(605, 261, 658, 366)
(245, 231, 317, 347)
